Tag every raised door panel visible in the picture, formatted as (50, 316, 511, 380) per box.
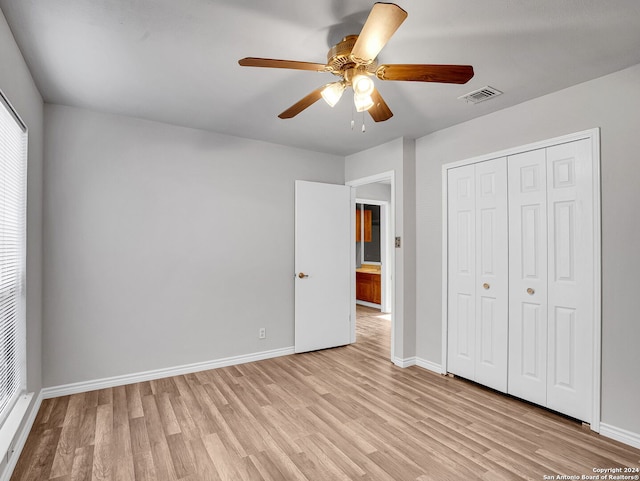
(372, 275, 381, 304)
(447, 164, 476, 380)
(356, 272, 373, 302)
(355, 273, 370, 300)
(545, 139, 593, 422)
(356, 272, 381, 304)
(507, 149, 548, 406)
(363, 209, 372, 242)
(355, 209, 372, 242)
(474, 158, 508, 392)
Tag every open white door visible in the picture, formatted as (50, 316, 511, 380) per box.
(295, 180, 352, 353)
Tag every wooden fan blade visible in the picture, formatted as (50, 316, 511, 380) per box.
(368, 88, 393, 122)
(350, 3, 408, 65)
(278, 88, 324, 119)
(376, 64, 474, 84)
(239, 57, 328, 72)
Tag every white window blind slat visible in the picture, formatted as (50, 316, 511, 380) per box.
(0, 89, 27, 428)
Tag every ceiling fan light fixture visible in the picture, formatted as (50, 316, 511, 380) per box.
(352, 74, 375, 97)
(354, 93, 374, 112)
(321, 82, 346, 107)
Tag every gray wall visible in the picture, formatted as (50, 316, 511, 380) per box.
(42, 104, 344, 387)
(0, 6, 44, 476)
(415, 63, 640, 435)
(345, 137, 416, 363)
(356, 182, 391, 202)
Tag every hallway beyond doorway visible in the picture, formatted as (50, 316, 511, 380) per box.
(355, 304, 391, 361)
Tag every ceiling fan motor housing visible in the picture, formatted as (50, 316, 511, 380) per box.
(327, 35, 377, 81)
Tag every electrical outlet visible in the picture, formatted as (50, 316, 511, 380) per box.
(259, 328, 266, 339)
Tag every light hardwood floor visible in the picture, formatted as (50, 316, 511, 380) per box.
(11, 305, 640, 480)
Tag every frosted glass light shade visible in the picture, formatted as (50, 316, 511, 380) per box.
(354, 93, 374, 112)
(321, 82, 346, 107)
(352, 75, 374, 97)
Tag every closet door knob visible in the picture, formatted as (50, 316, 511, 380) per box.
(482, 283, 490, 290)
(527, 287, 535, 295)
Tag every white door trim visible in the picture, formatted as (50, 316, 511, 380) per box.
(441, 128, 601, 431)
(347, 171, 396, 363)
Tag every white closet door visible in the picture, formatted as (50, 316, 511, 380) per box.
(508, 149, 548, 406)
(447, 165, 476, 380)
(546, 139, 593, 422)
(474, 158, 508, 392)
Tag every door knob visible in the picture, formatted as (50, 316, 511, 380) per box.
(527, 287, 535, 295)
(482, 283, 490, 289)
(298, 272, 309, 279)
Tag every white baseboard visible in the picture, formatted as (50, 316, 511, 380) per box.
(393, 356, 444, 374)
(416, 357, 444, 375)
(42, 346, 295, 399)
(599, 423, 640, 450)
(393, 356, 416, 368)
(356, 300, 381, 309)
(0, 391, 43, 481)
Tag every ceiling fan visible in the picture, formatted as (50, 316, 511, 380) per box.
(238, 2, 474, 122)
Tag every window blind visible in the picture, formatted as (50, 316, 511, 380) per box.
(0, 91, 27, 428)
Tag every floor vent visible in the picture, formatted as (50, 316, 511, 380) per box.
(458, 86, 503, 104)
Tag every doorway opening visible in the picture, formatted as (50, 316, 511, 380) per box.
(347, 171, 395, 362)
(355, 200, 390, 311)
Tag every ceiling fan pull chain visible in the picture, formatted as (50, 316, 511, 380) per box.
(351, 102, 355, 130)
(362, 112, 366, 133)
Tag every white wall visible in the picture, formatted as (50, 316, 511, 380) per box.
(42, 104, 344, 387)
(415, 63, 640, 437)
(0, 6, 44, 477)
(345, 137, 416, 363)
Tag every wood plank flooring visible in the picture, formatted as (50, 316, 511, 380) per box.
(12, 305, 640, 480)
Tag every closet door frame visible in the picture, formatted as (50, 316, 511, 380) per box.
(441, 128, 601, 432)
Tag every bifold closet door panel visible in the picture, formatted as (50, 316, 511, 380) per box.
(447, 159, 508, 390)
(545, 139, 593, 422)
(508, 149, 549, 407)
(447, 164, 476, 380)
(474, 158, 508, 392)
(507, 139, 594, 422)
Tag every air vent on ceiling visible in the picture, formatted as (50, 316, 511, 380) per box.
(458, 86, 503, 104)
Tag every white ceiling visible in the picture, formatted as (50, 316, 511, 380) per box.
(2, 0, 640, 156)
